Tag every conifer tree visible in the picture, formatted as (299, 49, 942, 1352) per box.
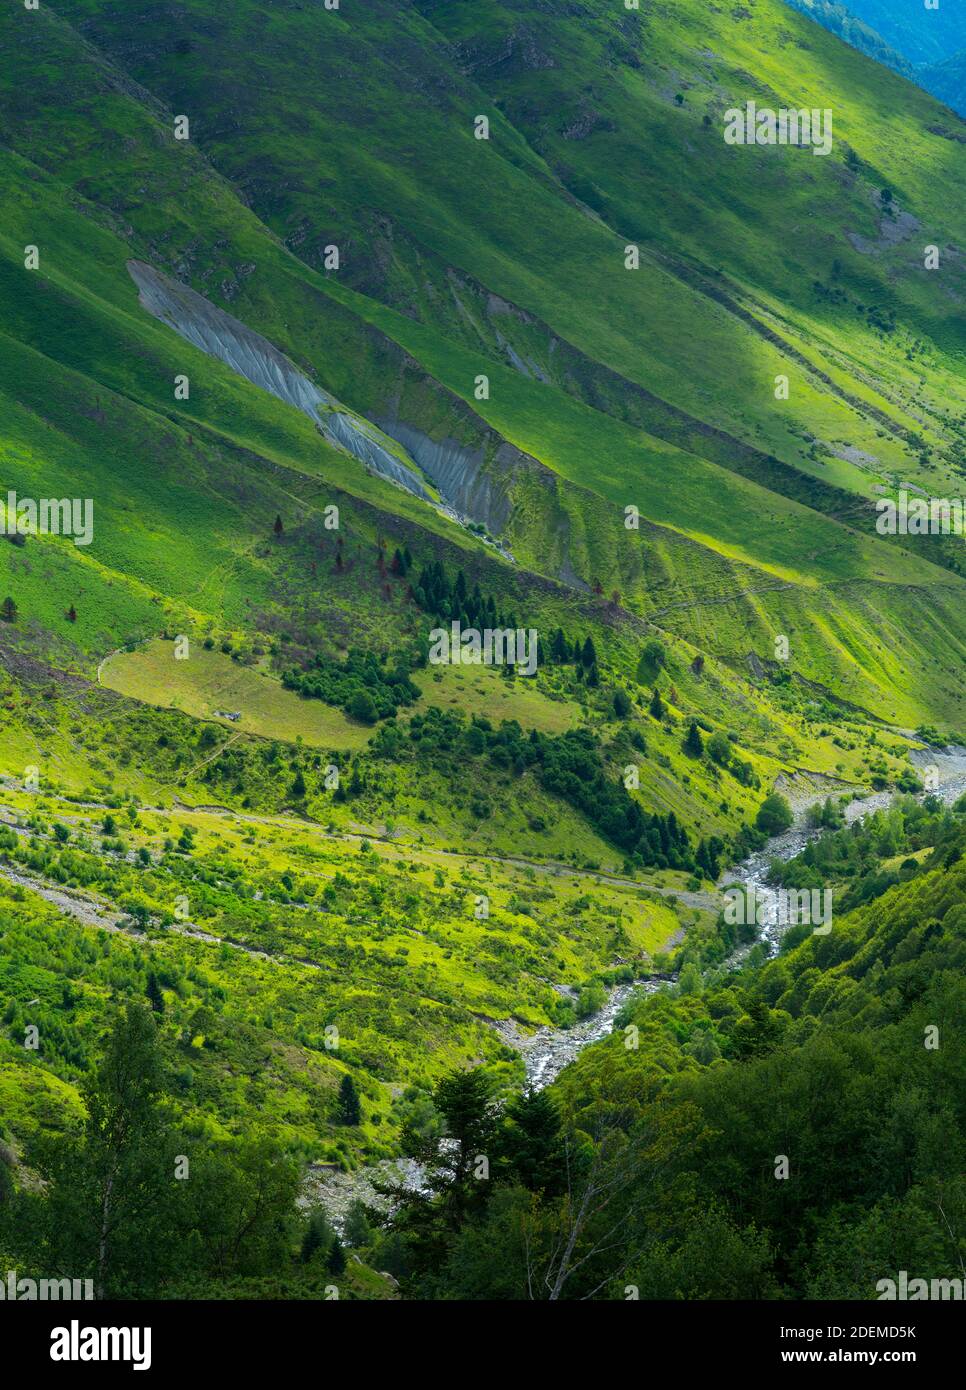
(300, 1209, 334, 1264)
(336, 1073, 362, 1125)
(684, 720, 704, 757)
(145, 972, 165, 1015)
(498, 1089, 568, 1196)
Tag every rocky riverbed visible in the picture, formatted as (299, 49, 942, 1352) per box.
(720, 744, 966, 957)
(311, 745, 966, 1230)
(489, 979, 669, 1090)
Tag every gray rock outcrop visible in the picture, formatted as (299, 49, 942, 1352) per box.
(128, 259, 432, 502)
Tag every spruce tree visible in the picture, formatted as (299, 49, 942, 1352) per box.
(336, 1073, 362, 1125)
(498, 1089, 568, 1196)
(300, 1209, 334, 1263)
(427, 1067, 496, 1230)
(684, 720, 704, 757)
(344, 1200, 373, 1248)
(650, 688, 664, 719)
(145, 972, 165, 1015)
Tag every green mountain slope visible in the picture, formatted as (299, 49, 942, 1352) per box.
(919, 49, 966, 119)
(784, 1, 913, 78)
(0, 0, 964, 1306)
(0, 0, 961, 739)
(786, 0, 966, 118)
(807, 0, 966, 66)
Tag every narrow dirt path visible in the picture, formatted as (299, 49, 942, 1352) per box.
(0, 860, 319, 972)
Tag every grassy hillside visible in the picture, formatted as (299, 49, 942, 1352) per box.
(0, 0, 964, 1302)
(1, 0, 965, 730)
